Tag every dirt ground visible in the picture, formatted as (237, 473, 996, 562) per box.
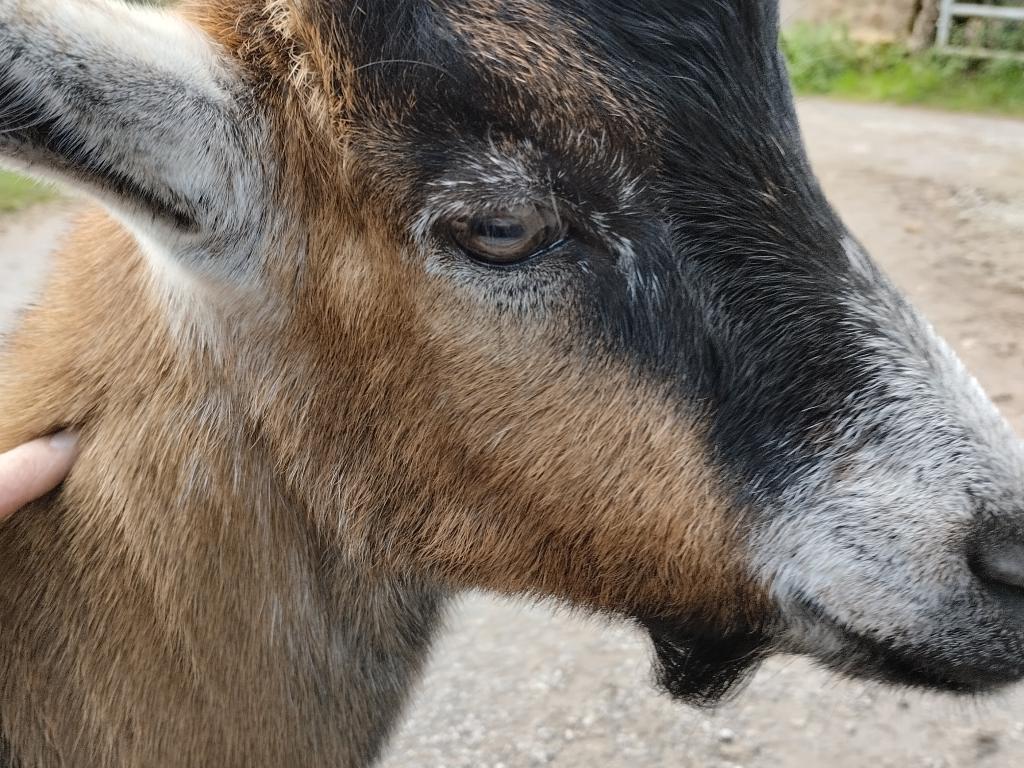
(1, 99, 1023, 768)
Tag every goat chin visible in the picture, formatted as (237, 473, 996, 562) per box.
(641, 617, 773, 708)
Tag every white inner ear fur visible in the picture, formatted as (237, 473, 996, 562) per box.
(0, 0, 270, 259)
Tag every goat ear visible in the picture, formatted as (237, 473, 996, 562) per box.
(0, 0, 255, 233)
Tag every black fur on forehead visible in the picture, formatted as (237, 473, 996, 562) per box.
(316, 0, 781, 58)
(317, 0, 804, 235)
(310, 0, 785, 128)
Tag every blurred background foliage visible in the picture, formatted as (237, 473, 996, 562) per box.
(0, 174, 54, 215)
(783, 24, 1024, 116)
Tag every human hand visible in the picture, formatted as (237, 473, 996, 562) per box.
(0, 432, 79, 522)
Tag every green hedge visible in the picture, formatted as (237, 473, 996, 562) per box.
(783, 24, 1024, 116)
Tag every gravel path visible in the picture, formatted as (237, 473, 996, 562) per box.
(2, 99, 1023, 767)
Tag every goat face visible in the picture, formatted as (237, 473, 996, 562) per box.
(2, 0, 1023, 707)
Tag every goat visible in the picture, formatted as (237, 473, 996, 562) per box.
(1, 0, 1023, 765)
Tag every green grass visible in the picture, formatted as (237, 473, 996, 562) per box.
(783, 24, 1024, 117)
(0, 171, 56, 214)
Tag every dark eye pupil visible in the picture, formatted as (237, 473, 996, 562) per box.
(476, 219, 526, 243)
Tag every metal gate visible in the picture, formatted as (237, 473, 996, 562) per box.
(937, 1, 1024, 60)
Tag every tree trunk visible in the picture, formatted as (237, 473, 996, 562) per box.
(910, 0, 942, 51)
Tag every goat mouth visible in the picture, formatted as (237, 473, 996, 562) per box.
(640, 617, 773, 708)
(791, 597, 1024, 694)
(640, 598, 1022, 706)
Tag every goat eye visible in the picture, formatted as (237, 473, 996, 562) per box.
(450, 204, 565, 265)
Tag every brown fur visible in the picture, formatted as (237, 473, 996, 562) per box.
(1, 215, 445, 766)
(0, 1, 769, 764)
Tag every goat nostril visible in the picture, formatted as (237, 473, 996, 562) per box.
(974, 542, 1024, 592)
